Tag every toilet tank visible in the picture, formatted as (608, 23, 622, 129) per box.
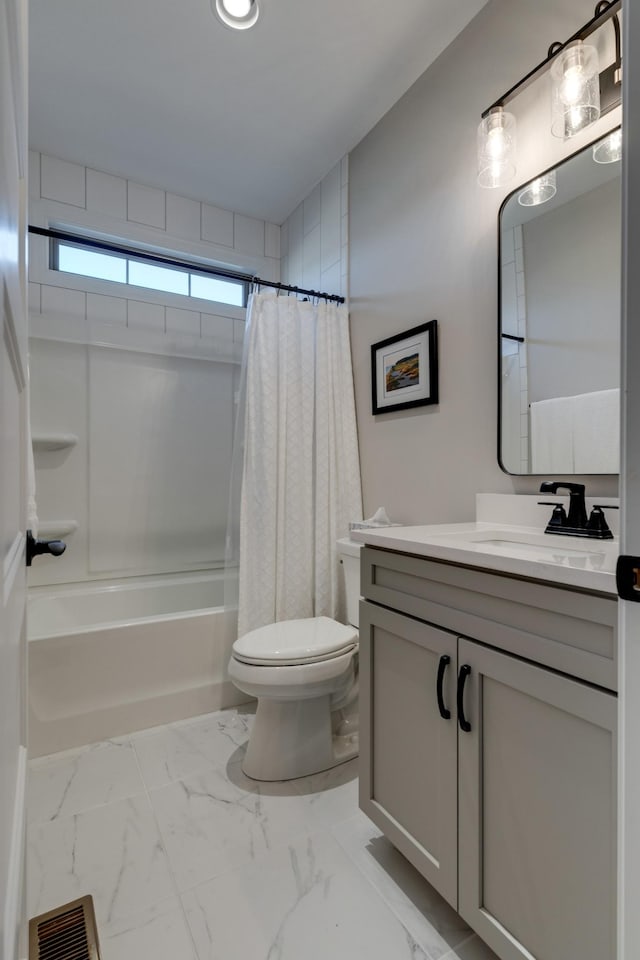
(336, 537, 362, 628)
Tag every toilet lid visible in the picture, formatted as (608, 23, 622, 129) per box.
(233, 616, 358, 666)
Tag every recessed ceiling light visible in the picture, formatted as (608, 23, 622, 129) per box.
(213, 0, 259, 30)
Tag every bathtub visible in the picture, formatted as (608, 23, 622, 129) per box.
(28, 572, 247, 757)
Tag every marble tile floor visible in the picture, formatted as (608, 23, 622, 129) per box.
(27, 703, 499, 960)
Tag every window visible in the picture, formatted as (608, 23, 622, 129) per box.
(52, 238, 248, 307)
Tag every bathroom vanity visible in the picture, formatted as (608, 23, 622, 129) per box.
(353, 499, 618, 960)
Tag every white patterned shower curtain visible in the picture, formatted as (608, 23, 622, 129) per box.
(235, 291, 362, 638)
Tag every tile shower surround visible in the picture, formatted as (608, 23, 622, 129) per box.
(28, 704, 498, 960)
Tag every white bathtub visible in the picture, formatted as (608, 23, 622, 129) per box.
(28, 572, 246, 757)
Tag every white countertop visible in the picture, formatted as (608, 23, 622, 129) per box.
(350, 520, 619, 595)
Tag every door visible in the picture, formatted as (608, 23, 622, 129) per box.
(457, 637, 617, 960)
(0, 0, 29, 958)
(359, 601, 458, 907)
(618, 3, 640, 957)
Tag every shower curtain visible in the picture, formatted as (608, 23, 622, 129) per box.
(230, 291, 362, 638)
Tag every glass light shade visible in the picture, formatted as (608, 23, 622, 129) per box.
(518, 170, 557, 207)
(593, 129, 622, 164)
(214, 0, 259, 29)
(477, 108, 517, 189)
(551, 41, 600, 139)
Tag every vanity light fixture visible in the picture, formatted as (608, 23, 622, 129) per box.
(550, 41, 600, 139)
(477, 107, 517, 189)
(478, 0, 621, 189)
(593, 127, 622, 163)
(517, 170, 557, 207)
(213, 0, 259, 30)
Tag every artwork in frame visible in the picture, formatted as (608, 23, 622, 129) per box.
(371, 320, 438, 414)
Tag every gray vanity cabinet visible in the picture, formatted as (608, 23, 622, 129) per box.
(457, 636, 616, 960)
(359, 545, 617, 960)
(358, 602, 459, 906)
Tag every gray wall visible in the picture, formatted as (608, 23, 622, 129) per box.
(349, 0, 619, 523)
(525, 178, 620, 402)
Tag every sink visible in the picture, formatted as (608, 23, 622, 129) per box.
(427, 528, 607, 551)
(417, 527, 613, 565)
(464, 537, 604, 561)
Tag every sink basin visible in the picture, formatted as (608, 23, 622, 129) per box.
(426, 528, 608, 553)
(416, 527, 614, 566)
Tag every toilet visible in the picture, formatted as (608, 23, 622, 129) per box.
(228, 537, 362, 781)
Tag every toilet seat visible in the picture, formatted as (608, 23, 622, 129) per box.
(232, 615, 358, 666)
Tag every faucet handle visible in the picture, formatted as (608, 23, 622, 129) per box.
(538, 502, 568, 530)
(586, 504, 618, 539)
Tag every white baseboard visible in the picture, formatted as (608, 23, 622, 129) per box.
(3, 745, 27, 960)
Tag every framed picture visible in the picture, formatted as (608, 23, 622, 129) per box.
(371, 320, 438, 414)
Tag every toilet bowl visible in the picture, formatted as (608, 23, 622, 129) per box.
(228, 538, 362, 781)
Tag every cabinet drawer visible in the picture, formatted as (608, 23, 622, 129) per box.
(362, 546, 617, 691)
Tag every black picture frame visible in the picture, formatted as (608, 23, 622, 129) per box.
(371, 320, 439, 415)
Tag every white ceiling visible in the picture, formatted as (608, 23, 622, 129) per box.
(29, 0, 488, 224)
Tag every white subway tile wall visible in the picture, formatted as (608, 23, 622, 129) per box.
(127, 299, 165, 332)
(166, 306, 201, 338)
(280, 158, 348, 300)
(127, 181, 166, 229)
(303, 183, 321, 236)
(27, 150, 285, 589)
(87, 169, 127, 220)
(30, 151, 281, 268)
(234, 215, 265, 258)
(86, 292, 127, 327)
(302, 224, 321, 292)
(41, 284, 86, 319)
(166, 193, 201, 242)
(41, 155, 86, 207)
(320, 163, 341, 274)
(28, 282, 41, 314)
(265, 222, 281, 260)
(201, 313, 234, 341)
(201, 203, 234, 247)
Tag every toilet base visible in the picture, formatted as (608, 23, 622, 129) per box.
(241, 695, 358, 781)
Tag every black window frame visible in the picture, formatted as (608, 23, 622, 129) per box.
(49, 234, 250, 308)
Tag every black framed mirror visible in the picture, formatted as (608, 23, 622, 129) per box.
(498, 127, 621, 475)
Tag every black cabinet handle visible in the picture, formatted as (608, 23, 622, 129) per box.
(457, 664, 472, 733)
(436, 655, 451, 719)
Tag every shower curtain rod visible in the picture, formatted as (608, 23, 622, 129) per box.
(28, 226, 345, 304)
(250, 278, 345, 304)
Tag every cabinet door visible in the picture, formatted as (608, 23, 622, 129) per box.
(457, 637, 616, 960)
(359, 601, 458, 907)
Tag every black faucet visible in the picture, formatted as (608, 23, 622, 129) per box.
(538, 482, 618, 539)
(539, 481, 588, 529)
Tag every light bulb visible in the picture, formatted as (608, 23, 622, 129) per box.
(551, 41, 600, 139)
(477, 108, 516, 189)
(222, 0, 251, 14)
(560, 64, 586, 105)
(213, 0, 259, 30)
(487, 126, 508, 160)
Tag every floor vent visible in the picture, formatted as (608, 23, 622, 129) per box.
(29, 895, 101, 960)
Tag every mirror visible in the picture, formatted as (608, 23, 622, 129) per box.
(499, 129, 621, 475)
